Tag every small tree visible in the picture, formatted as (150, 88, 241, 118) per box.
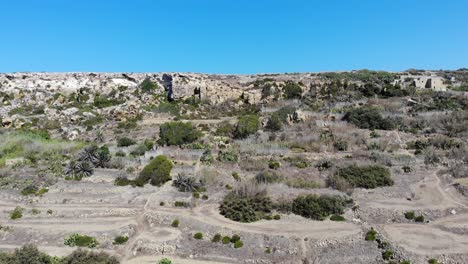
(234, 115, 260, 139)
(137, 155, 173, 186)
(140, 78, 159, 93)
(159, 121, 202, 146)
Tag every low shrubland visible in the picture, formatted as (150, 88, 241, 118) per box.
(136, 155, 173, 186)
(159, 121, 202, 146)
(0, 244, 119, 264)
(219, 183, 272, 222)
(332, 164, 393, 189)
(64, 233, 99, 248)
(291, 194, 347, 220)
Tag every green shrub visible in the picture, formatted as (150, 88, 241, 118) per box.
(428, 258, 439, 264)
(193, 232, 203, 240)
(10, 207, 24, 220)
(215, 121, 235, 137)
(158, 258, 172, 264)
(234, 240, 244, 248)
(63, 249, 119, 264)
(112, 235, 129, 245)
(273, 214, 281, 220)
(0, 244, 54, 264)
(234, 115, 260, 139)
(343, 106, 396, 130)
(222, 236, 231, 244)
(415, 215, 425, 222)
(334, 165, 393, 189)
(400, 260, 411, 264)
(117, 118, 138, 130)
(211, 233, 222, 243)
(93, 94, 123, 108)
(292, 195, 346, 220)
(117, 137, 136, 147)
(174, 201, 189, 207)
(404, 211, 415, 220)
(333, 140, 348, 151)
(365, 228, 378, 241)
(21, 185, 38, 196)
(159, 121, 202, 146)
(283, 81, 302, 99)
(217, 150, 238, 162)
(230, 234, 241, 243)
(171, 219, 180, 227)
(255, 170, 282, 184)
(330, 214, 346, 221)
(220, 191, 273, 223)
(64, 233, 99, 248)
(115, 150, 126, 157)
(114, 176, 132, 186)
(140, 78, 159, 93)
(382, 250, 394, 260)
(266, 113, 282, 131)
(232, 172, 241, 181)
(284, 156, 309, 168)
(268, 160, 281, 170)
(136, 155, 173, 186)
(130, 144, 149, 156)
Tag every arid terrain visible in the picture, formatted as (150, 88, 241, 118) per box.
(0, 69, 467, 264)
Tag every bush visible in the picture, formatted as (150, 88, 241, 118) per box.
(230, 234, 241, 243)
(365, 228, 378, 241)
(159, 121, 202, 146)
(114, 176, 132, 186)
(273, 214, 281, 220)
(169, 219, 179, 227)
(255, 170, 282, 184)
(158, 258, 172, 264)
(220, 191, 273, 223)
(284, 156, 309, 168)
(140, 78, 159, 93)
(234, 240, 244, 248)
(21, 185, 38, 196)
(268, 159, 281, 170)
(211, 233, 222, 243)
(283, 81, 302, 99)
(136, 155, 173, 186)
(64, 249, 119, 264)
(193, 232, 203, 240)
(215, 121, 235, 137)
(343, 106, 396, 130)
(112, 235, 128, 245)
(334, 165, 393, 189)
(174, 201, 190, 207)
(10, 206, 24, 220)
(415, 215, 425, 222)
(64, 234, 99, 248)
(292, 195, 346, 220)
(217, 150, 238, 162)
(404, 211, 415, 220)
(234, 115, 260, 139)
(266, 113, 282, 131)
(333, 140, 348, 151)
(117, 137, 136, 147)
(330, 214, 346, 221)
(130, 144, 149, 156)
(0, 244, 53, 264)
(428, 258, 439, 264)
(382, 250, 394, 260)
(222, 236, 231, 244)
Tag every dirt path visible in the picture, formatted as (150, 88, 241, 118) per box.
(380, 171, 468, 255)
(363, 171, 468, 210)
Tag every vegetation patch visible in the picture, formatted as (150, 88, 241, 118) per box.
(333, 164, 393, 189)
(64, 233, 99, 248)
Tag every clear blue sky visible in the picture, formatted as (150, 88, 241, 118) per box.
(1, 0, 467, 73)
